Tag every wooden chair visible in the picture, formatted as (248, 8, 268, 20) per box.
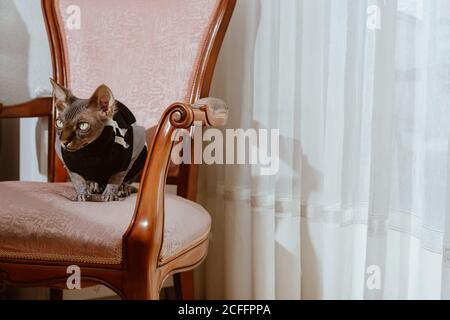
(0, 0, 235, 300)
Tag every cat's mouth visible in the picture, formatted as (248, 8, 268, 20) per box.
(62, 142, 89, 152)
(62, 146, 77, 152)
(61, 143, 79, 152)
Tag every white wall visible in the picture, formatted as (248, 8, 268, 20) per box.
(0, 0, 52, 300)
(0, 0, 51, 182)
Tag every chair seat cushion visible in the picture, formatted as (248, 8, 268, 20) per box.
(0, 182, 211, 265)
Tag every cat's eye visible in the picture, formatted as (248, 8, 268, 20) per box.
(78, 122, 90, 131)
(55, 119, 64, 129)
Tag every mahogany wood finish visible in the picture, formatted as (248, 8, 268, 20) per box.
(0, 98, 54, 179)
(42, 0, 69, 184)
(0, 98, 52, 119)
(0, 0, 236, 299)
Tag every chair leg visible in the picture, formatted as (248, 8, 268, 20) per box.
(49, 288, 63, 300)
(123, 287, 160, 300)
(122, 282, 160, 300)
(145, 286, 160, 300)
(174, 271, 195, 300)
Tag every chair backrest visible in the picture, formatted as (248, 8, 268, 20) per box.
(42, 0, 235, 183)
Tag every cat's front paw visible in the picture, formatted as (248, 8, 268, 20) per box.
(117, 183, 132, 198)
(87, 181, 102, 194)
(75, 192, 91, 202)
(102, 184, 120, 202)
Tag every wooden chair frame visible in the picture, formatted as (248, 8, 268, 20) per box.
(0, 0, 236, 300)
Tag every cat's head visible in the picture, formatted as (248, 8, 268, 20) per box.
(50, 79, 116, 152)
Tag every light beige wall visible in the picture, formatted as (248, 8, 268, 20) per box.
(0, 0, 52, 183)
(0, 0, 51, 299)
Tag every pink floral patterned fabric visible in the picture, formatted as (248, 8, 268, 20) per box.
(0, 182, 211, 264)
(57, 0, 221, 129)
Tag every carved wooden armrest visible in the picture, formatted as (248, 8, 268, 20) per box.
(124, 99, 228, 275)
(0, 98, 53, 119)
(191, 97, 229, 127)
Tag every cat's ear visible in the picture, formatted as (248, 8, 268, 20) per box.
(89, 84, 115, 116)
(50, 78, 70, 112)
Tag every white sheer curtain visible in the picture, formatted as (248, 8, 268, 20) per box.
(198, 0, 450, 299)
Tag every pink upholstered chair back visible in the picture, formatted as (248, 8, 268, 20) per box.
(55, 0, 223, 129)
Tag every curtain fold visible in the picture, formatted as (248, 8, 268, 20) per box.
(200, 0, 450, 299)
